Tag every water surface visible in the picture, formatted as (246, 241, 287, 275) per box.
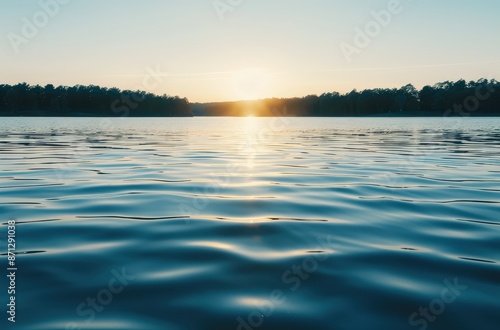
(0, 117, 499, 329)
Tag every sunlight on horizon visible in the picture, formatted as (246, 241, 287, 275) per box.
(230, 69, 271, 101)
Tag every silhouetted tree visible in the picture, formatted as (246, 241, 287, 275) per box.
(0, 83, 192, 117)
(195, 79, 500, 117)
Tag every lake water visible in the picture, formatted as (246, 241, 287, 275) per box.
(0, 117, 499, 330)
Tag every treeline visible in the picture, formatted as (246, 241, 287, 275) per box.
(195, 79, 500, 117)
(2, 79, 499, 117)
(0, 83, 192, 117)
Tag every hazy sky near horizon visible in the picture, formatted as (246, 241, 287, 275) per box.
(1, 0, 500, 102)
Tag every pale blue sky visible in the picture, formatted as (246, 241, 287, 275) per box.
(1, 0, 499, 102)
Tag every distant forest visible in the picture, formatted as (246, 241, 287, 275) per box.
(0, 83, 192, 117)
(1, 79, 499, 117)
(194, 79, 500, 117)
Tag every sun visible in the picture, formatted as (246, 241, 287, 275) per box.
(230, 69, 270, 100)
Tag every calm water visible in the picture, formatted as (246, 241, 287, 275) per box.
(0, 117, 499, 330)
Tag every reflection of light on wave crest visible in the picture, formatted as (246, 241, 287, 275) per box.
(242, 116, 261, 170)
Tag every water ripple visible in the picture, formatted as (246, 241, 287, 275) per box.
(0, 117, 499, 329)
